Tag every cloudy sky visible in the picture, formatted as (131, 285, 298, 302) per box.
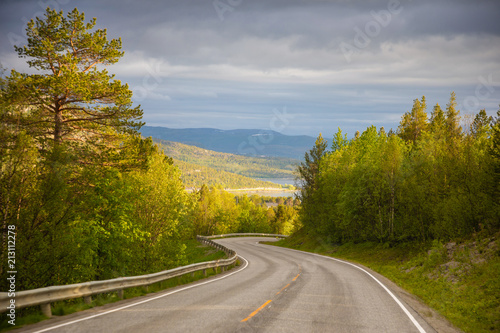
(1, 0, 499, 137)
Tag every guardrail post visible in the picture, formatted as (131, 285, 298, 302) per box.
(40, 303, 52, 318)
(203, 269, 207, 277)
(117, 289, 124, 299)
(83, 296, 92, 305)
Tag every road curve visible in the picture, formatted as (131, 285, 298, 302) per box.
(20, 237, 439, 333)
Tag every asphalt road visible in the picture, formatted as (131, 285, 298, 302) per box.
(21, 237, 439, 333)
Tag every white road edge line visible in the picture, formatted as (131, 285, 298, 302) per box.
(265, 245, 427, 333)
(32, 256, 249, 333)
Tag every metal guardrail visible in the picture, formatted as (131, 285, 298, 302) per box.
(0, 234, 286, 318)
(203, 233, 288, 239)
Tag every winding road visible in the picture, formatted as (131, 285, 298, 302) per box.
(20, 237, 441, 333)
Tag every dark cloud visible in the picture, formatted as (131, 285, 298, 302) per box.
(1, 0, 499, 136)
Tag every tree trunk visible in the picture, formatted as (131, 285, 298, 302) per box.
(53, 103, 63, 144)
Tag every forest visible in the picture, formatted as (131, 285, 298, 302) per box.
(154, 138, 297, 179)
(175, 159, 281, 189)
(0, 8, 298, 292)
(153, 139, 293, 189)
(297, 94, 500, 244)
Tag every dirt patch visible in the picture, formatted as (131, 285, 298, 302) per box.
(428, 234, 498, 283)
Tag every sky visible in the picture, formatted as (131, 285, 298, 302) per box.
(1, 0, 499, 138)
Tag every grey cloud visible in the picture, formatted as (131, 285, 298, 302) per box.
(1, 0, 499, 136)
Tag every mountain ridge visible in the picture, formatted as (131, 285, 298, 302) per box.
(140, 126, 315, 160)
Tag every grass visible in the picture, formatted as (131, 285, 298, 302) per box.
(184, 239, 227, 263)
(269, 229, 500, 333)
(0, 240, 232, 332)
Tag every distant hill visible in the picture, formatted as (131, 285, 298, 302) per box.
(173, 159, 284, 189)
(153, 139, 297, 179)
(140, 126, 315, 160)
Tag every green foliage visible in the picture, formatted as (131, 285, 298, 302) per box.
(190, 185, 298, 237)
(296, 95, 499, 244)
(3, 7, 143, 165)
(489, 107, 500, 202)
(445, 91, 462, 142)
(175, 159, 280, 189)
(398, 96, 428, 143)
(296, 133, 328, 233)
(0, 8, 192, 292)
(429, 103, 446, 136)
(126, 149, 190, 273)
(296, 133, 327, 198)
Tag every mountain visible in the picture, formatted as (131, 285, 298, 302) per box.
(153, 139, 297, 179)
(140, 126, 315, 160)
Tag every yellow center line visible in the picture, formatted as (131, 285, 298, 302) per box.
(240, 268, 301, 322)
(276, 283, 291, 295)
(241, 300, 273, 322)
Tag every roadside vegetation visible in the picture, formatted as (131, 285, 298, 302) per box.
(273, 229, 499, 333)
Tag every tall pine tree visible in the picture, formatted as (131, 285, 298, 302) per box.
(445, 91, 462, 141)
(3, 8, 143, 165)
(398, 96, 428, 143)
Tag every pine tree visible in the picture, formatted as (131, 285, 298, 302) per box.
(490, 107, 500, 214)
(3, 8, 143, 164)
(296, 133, 328, 201)
(430, 103, 446, 135)
(296, 133, 328, 235)
(398, 96, 428, 143)
(332, 127, 349, 152)
(445, 92, 462, 141)
(471, 109, 492, 138)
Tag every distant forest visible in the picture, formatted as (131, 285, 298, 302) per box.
(154, 139, 297, 179)
(174, 159, 282, 189)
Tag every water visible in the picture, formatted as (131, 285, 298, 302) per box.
(256, 178, 297, 186)
(226, 189, 297, 198)
(225, 178, 299, 197)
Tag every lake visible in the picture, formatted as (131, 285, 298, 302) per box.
(256, 178, 297, 186)
(225, 178, 299, 197)
(226, 189, 298, 198)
